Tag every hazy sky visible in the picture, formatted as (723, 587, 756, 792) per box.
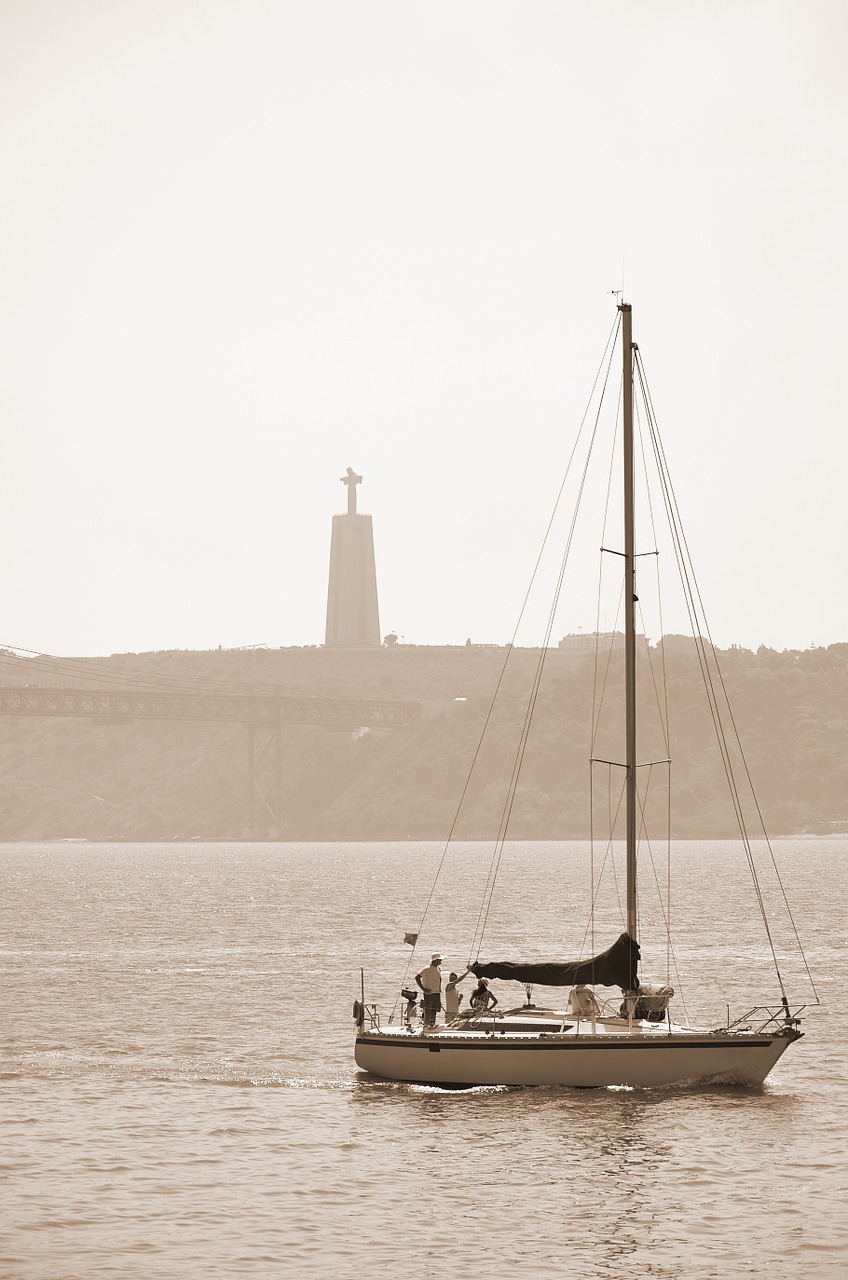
(1, 1, 846, 657)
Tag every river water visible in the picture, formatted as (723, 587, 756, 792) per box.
(1, 839, 845, 1279)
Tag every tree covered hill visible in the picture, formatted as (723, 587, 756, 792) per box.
(0, 640, 846, 841)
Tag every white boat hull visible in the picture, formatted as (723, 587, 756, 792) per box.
(355, 1023, 800, 1088)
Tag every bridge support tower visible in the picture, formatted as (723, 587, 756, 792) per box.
(244, 720, 283, 839)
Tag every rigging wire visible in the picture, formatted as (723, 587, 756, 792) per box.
(582, 764, 626, 966)
(393, 312, 816, 1020)
(637, 359, 778, 972)
(590, 583, 625, 760)
(587, 592, 625, 953)
(635, 764, 690, 1023)
(589, 363, 624, 758)
(634, 388, 672, 757)
(586, 385, 675, 973)
(390, 312, 622, 1013)
(632, 390, 677, 989)
(470, 316, 623, 961)
(635, 351, 819, 1002)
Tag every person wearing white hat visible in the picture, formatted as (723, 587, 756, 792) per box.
(469, 975, 499, 1014)
(415, 952, 443, 1029)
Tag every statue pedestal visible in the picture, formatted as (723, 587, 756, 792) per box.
(325, 513, 381, 647)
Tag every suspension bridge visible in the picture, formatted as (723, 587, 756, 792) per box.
(0, 666, 419, 837)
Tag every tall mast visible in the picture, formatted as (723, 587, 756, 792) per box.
(620, 301, 638, 942)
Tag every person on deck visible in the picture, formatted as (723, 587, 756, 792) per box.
(444, 969, 470, 1021)
(415, 953, 443, 1029)
(469, 976, 498, 1013)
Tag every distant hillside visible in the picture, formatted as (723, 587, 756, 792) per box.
(0, 641, 846, 841)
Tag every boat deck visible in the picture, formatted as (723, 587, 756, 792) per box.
(389, 1006, 687, 1039)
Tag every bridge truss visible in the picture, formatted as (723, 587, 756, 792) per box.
(0, 686, 419, 836)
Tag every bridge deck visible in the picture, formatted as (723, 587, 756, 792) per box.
(0, 687, 419, 728)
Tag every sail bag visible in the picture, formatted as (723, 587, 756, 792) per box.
(470, 932, 640, 990)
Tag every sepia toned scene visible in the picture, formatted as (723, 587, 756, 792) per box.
(2, 4, 846, 1280)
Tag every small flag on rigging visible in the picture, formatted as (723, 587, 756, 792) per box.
(403, 932, 418, 946)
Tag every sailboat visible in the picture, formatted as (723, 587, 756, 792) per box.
(354, 300, 809, 1088)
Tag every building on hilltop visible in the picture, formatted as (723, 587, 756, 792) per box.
(558, 631, 625, 651)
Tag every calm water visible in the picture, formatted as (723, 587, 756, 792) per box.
(1, 839, 845, 1280)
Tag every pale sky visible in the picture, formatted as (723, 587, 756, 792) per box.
(1, 0, 846, 657)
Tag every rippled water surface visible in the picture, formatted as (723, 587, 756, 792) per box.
(1, 839, 845, 1279)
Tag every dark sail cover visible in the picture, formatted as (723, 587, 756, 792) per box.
(470, 932, 640, 990)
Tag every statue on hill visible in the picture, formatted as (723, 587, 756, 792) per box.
(341, 467, 363, 516)
(326, 467, 380, 647)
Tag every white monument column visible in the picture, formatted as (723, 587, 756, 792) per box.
(324, 467, 381, 648)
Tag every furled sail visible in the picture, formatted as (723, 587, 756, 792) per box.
(470, 932, 640, 991)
